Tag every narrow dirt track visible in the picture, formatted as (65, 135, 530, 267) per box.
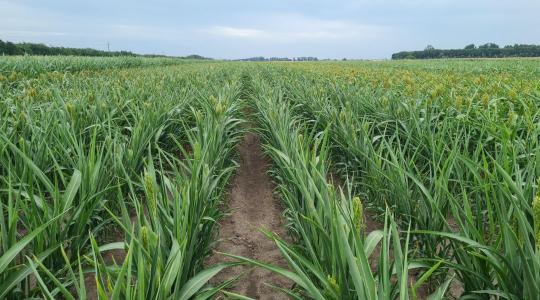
(206, 131, 291, 299)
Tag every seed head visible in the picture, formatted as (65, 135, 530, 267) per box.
(193, 142, 201, 160)
(533, 193, 540, 249)
(482, 94, 489, 108)
(8, 71, 18, 81)
(508, 89, 517, 101)
(215, 102, 224, 115)
(144, 172, 157, 217)
(327, 275, 339, 293)
(66, 103, 76, 119)
(141, 226, 149, 249)
(508, 109, 515, 125)
(455, 96, 463, 110)
(26, 88, 37, 99)
(352, 196, 364, 233)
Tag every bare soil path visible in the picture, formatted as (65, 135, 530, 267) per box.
(206, 131, 291, 299)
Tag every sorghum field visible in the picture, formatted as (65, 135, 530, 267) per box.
(1, 57, 539, 300)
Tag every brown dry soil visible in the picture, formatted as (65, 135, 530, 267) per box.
(206, 132, 292, 299)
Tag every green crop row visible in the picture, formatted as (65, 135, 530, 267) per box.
(0, 56, 201, 77)
(0, 61, 244, 299)
(248, 60, 540, 299)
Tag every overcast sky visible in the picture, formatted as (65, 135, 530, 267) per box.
(1, 0, 539, 59)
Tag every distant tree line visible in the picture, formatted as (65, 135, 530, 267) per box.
(238, 56, 319, 61)
(392, 43, 540, 59)
(0, 39, 139, 56)
(0, 39, 212, 59)
(183, 54, 211, 60)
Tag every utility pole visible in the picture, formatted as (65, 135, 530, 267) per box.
(107, 42, 110, 52)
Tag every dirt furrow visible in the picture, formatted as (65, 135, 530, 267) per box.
(206, 132, 291, 299)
